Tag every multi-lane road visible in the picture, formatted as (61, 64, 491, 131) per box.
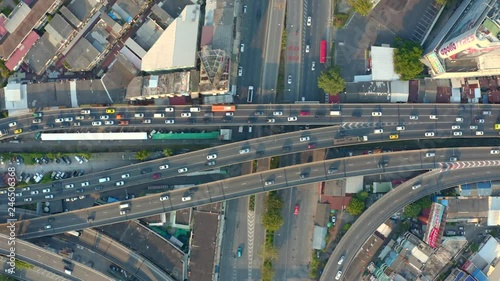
(4, 147, 500, 240)
(321, 163, 500, 280)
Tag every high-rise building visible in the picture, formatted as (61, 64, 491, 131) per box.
(422, 0, 500, 79)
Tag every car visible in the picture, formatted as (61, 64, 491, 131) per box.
(338, 256, 345, 265)
(311, 61, 315, 71)
(450, 156, 458, 161)
(264, 180, 274, 186)
(331, 216, 336, 224)
(81, 181, 89, 187)
(307, 16, 311, 26)
(116, 114, 125, 119)
(165, 107, 174, 112)
(299, 111, 310, 116)
(483, 110, 492, 115)
(239, 148, 250, 154)
(238, 66, 243, 76)
(142, 119, 152, 124)
(181, 112, 191, 118)
(22, 187, 30, 191)
(165, 119, 175, 124)
(65, 184, 74, 189)
(206, 160, 216, 166)
(396, 126, 405, 131)
(44, 225, 52, 229)
(178, 167, 188, 173)
(307, 143, 315, 149)
(451, 125, 460, 130)
(152, 173, 161, 179)
(104, 120, 114, 125)
(425, 152, 435, 157)
(240, 43, 245, 52)
(225, 112, 234, 116)
(237, 246, 243, 257)
(63, 117, 73, 122)
(294, 204, 299, 215)
(453, 131, 463, 136)
(42, 188, 51, 193)
(159, 164, 169, 170)
(81, 109, 91, 114)
(8, 122, 16, 127)
(456, 117, 464, 122)
(476, 118, 485, 123)
(372, 112, 382, 116)
(45, 194, 54, 199)
(287, 75, 292, 84)
(23, 197, 32, 202)
(100, 115, 109, 120)
(105, 108, 115, 114)
(92, 121, 102, 126)
(181, 196, 192, 202)
(160, 194, 169, 201)
(121, 174, 130, 178)
(206, 153, 218, 160)
(425, 132, 435, 137)
(55, 118, 64, 123)
(254, 111, 264, 116)
(429, 115, 438, 119)
(412, 184, 422, 190)
(267, 118, 275, 123)
(491, 149, 500, 154)
(373, 128, 383, 134)
(14, 128, 22, 134)
(470, 125, 478, 130)
(287, 116, 298, 122)
(335, 271, 342, 280)
(141, 168, 152, 174)
(409, 115, 419, 120)
(73, 122, 81, 126)
(75, 115, 85, 120)
(305, 44, 310, 53)
(299, 136, 310, 142)
(32, 118, 42, 124)
(30, 190, 39, 195)
(273, 111, 283, 116)
(476, 131, 484, 135)
(115, 181, 125, 186)
(32, 112, 43, 118)
(389, 134, 399, 140)
(299, 173, 309, 179)
(495, 124, 500, 130)
(75, 188, 84, 193)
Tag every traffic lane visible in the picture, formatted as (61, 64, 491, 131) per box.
(324, 167, 499, 280)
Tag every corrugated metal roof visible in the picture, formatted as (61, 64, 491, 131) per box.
(5, 30, 39, 70)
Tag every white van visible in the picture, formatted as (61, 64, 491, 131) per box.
(238, 126, 244, 133)
(134, 113, 144, 118)
(119, 203, 130, 209)
(153, 113, 165, 118)
(374, 129, 383, 134)
(330, 111, 341, 116)
(190, 107, 201, 112)
(99, 177, 110, 183)
(248, 126, 253, 133)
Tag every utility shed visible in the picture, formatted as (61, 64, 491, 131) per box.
(312, 226, 327, 250)
(371, 46, 400, 81)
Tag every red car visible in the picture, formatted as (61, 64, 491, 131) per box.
(294, 204, 299, 215)
(152, 173, 161, 179)
(307, 143, 315, 149)
(300, 111, 311, 116)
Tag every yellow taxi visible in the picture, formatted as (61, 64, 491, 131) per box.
(105, 108, 116, 114)
(495, 124, 500, 130)
(14, 128, 23, 134)
(389, 134, 399, 140)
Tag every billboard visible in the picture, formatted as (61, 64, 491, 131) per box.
(424, 203, 445, 248)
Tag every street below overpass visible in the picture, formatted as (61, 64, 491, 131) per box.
(3, 147, 500, 240)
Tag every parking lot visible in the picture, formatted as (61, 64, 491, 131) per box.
(334, 0, 441, 81)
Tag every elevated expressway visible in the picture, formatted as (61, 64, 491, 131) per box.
(2, 147, 499, 240)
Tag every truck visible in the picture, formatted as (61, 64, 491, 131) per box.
(333, 136, 368, 145)
(211, 105, 236, 112)
(66, 230, 81, 237)
(320, 40, 327, 64)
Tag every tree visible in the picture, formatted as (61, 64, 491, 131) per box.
(417, 197, 432, 209)
(343, 223, 352, 232)
(262, 211, 284, 232)
(260, 244, 279, 261)
(403, 203, 421, 218)
(261, 260, 274, 281)
(356, 191, 369, 200)
(318, 67, 346, 95)
(346, 197, 365, 216)
(0, 61, 10, 78)
(15, 260, 33, 270)
(393, 37, 425, 80)
(348, 0, 373, 16)
(436, 0, 448, 6)
(135, 150, 151, 161)
(162, 148, 173, 157)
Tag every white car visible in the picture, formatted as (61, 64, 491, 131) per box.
(32, 118, 42, 124)
(115, 181, 125, 186)
(273, 111, 283, 116)
(54, 118, 64, 123)
(451, 125, 460, 130)
(455, 117, 463, 122)
(335, 271, 342, 280)
(24, 198, 32, 202)
(338, 256, 345, 265)
(287, 75, 292, 84)
(65, 184, 74, 189)
(311, 61, 315, 71)
(165, 119, 175, 124)
(181, 113, 191, 118)
(207, 154, 217, 160)
(371, 112, 382, 116)
(409, 115, 418, 120)
(491, 149, 500, 154)
(287, 116, 298, 122)
(76, 115, 85, 120)
(299, 136, 310, 142)
(470, 125, 478, 130)
(121, 174, 130, 178)
(476, 131, 484, 136)
(42, 188, 51, 193)
(412, 184, 421, 190)
(81, 109, 91, 114)
(239, 148, 250, 154)
(225, 112, 234, 116)
(165, 107, 174, 112)
(21, 187, 30, 191)
(30, 190, 39, 195)
(100, 115, 109, 120)
(104, 120, 114, 125)
(267, 118, 275, 123)
(160, 195, 169, 201)
(142, 119, 152, 124)
(45, 194, 54, 199)
(8, 122, 17, 127)
(374, 129, 383, 134)
(453, 131, 463, 136)
(305, 45, 310, 53)
(178, 167, 188, 173)
(429, 115, 438, 119)
(425, 132, 435, 137)
(238, 66, 243, 77)
(92, 121, 102, 126)
(159, 164, 169, 170)
(307, 16, 312, 26)
(396, 126, 405, 131)
(264, 180, 275, 186)
(425, 152, 435, 157)
(181, 196, 192, 202)
(64, 117, 73, 122)
(81, 182, 89, 187)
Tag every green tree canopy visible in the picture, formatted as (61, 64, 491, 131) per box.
(346, 197, 365, 216)
(15, 260, 33, 270)
(163, 148, 173, 157)
(317, 66, 346, 95)
(393, 37, 425, 80)
(403, 203, 422, 218)
(343, 223, 352, 232)
(356, 191, 369, 200)
(135, 150, 151, 161)
(348, 0, 373, 16)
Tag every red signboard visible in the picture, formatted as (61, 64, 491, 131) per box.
(428, 227, 439, 248)
(320, 40, 327, 64)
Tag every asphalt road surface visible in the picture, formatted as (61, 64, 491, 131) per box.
(4, 147, 500, 239)
(320, 164, 500, 280)
(284, 0, 304, 102)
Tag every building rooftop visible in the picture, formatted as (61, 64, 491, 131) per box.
(371, 46, 400, 81)
(141, 4, 201, 71)
(66, 0, 99, 22)
(64, 38, 100, 71)
(134, 18, 164, 51)
(59, 6, 81, 28)
(314, 203, 331, 227)
(150, 3, 173, 29)
(5, 30, 39, 71)
(4, 2, 31, 34)
(126, 72, 192, 100)
(343, 81, 391, 103)
(85, 19, 114, 52)
(112, 0, 141, 24)
(446, 197, 489, 219)
(101, 53, 138, 103)
(45, 14, 75, 45)
(189, 210, 219, 281)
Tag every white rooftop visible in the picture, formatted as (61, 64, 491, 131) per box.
(371, 46, 400, 81)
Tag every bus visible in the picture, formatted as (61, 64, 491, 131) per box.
(211, 105, 236, 112)
(247, 86, 254, 103)
(320, 40, 327, 64)
(65, 230, 81, 237)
